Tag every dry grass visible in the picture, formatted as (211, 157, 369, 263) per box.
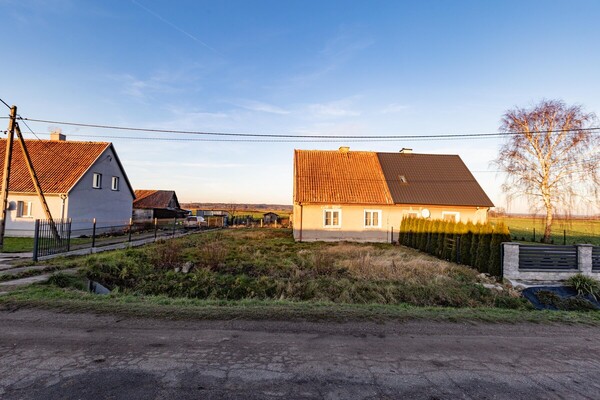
(316, 243, 477, 283)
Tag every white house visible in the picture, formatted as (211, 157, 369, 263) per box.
(0, 133, 135, 236)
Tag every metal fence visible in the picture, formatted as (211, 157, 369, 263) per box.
(593, 246, 600, 271)
(33, 219, 72, 259)
(518, 244, 578, 270)
(33, 217, 190, 261)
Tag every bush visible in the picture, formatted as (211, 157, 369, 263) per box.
(150, 240, 184, 271)
(398, 217, 512, 277)
(567, 274, 600, 300)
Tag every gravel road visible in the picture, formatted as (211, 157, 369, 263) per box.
(1, 308, 599, 399)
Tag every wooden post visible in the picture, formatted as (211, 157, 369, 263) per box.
(91, 218, 97, 248)
(128, 218, 133, 242)
(32, 219, 40, 262)
(0, 106, 17, 249)
(14, 123, 60, 240)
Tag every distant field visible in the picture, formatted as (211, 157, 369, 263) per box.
(491, 216, 600, 246)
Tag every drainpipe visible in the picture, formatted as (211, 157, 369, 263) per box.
(60, 194, 67, 222)
(299, 204, 303, 242)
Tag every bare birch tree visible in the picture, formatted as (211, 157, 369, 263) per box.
(495, 100, 599, 243)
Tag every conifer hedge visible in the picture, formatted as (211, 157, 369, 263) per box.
(398, 216, 511, 277)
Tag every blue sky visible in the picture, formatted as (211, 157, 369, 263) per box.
(2, 0, 599, 212)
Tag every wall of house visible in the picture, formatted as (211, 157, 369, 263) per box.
(133, 208, 154, 223)
(4, 194, 66, 237)
(293, 203, 489, 242)
(67, 147, 134, 231)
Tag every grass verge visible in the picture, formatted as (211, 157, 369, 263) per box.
(1, 283, 599, 325)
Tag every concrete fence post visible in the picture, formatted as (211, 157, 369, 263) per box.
(577, 244, 593, 276)
(502, 242, 520, 280)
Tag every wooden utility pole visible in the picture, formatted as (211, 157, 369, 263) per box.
(14, 123, 60, 240)
(0, 106, 17, 248)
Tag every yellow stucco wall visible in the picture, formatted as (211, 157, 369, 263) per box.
(293, 203, 489, 242)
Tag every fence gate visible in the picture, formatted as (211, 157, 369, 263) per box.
(33, 219, 71, 261)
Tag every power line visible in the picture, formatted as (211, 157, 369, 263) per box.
(16, 116, 600, 139)
(0, 98, 10, 109)
(20, 131, 509, 143)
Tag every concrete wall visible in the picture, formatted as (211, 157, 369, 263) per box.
(4, 194, 66, 237)
(502, 243, 598, 282)
(67, 147, 134, 231)
(293, 203, 488, 242)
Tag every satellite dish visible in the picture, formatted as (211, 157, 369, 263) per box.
(421, 208, 431, 218)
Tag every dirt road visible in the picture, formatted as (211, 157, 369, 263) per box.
(1, 308, 599, 399)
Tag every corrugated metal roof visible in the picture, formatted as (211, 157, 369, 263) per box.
(376, 152, 494, 207)
(0, 139, 110, 194)
(133, 190, 179, 209)
(294, 150, 394, 204)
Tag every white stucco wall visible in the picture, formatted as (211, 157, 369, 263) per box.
(293, 203, 489, 243)
(67, 147, 134, 231)
(4, 194, 66, 237)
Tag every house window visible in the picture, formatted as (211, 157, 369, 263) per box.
(364, 210, 382, 228)
(323, 209, 341, 228)
(404, 211, 419, 218)
(111, 176, 119, 191)
(17, 201, 32, 218)
(92, 173, 102, 189)
(442, 211, 460, 222)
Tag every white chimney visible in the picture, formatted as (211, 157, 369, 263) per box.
(50, 129, 66, 141)
(399, 148, 412, 154)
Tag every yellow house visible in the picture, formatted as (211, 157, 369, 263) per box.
(293, 147, 494, 242)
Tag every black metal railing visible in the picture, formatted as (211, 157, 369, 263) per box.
(33, 217, 191, 260)
(33, 219, 71, 260)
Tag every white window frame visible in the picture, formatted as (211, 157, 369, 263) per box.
(441, 211, 460, 223)
(92, 173, 102, 189)
(364, 209, 382, 228)
(17, 201, 33, 218)
(111, 176, 119, 191)
(404, 211, 419, 218)
(323, 209, 342, 228)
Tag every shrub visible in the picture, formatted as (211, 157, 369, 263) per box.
(150, 240, 184, 271)
(197, 240, 227, 269)
(567, 274, 600, 300)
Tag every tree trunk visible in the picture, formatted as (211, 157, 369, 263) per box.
(543, 202, 553, 243)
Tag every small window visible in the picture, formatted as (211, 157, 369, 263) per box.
(399, 175, 408, 184)
(93, 173, 102, 189)
(364, 210, 382, 228)
(442, 211, 460, 222)
(323, 209, 341, 228)
(111, 176, 119, 191)
(17, 201, 32, 218)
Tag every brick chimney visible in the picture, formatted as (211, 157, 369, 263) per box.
(50, 129, 66, 141)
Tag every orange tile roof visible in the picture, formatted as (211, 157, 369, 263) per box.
(0, 139, 110, 194)
(294, 150, 394, 204)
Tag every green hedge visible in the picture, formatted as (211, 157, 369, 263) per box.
(398, 216, 511, 277)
